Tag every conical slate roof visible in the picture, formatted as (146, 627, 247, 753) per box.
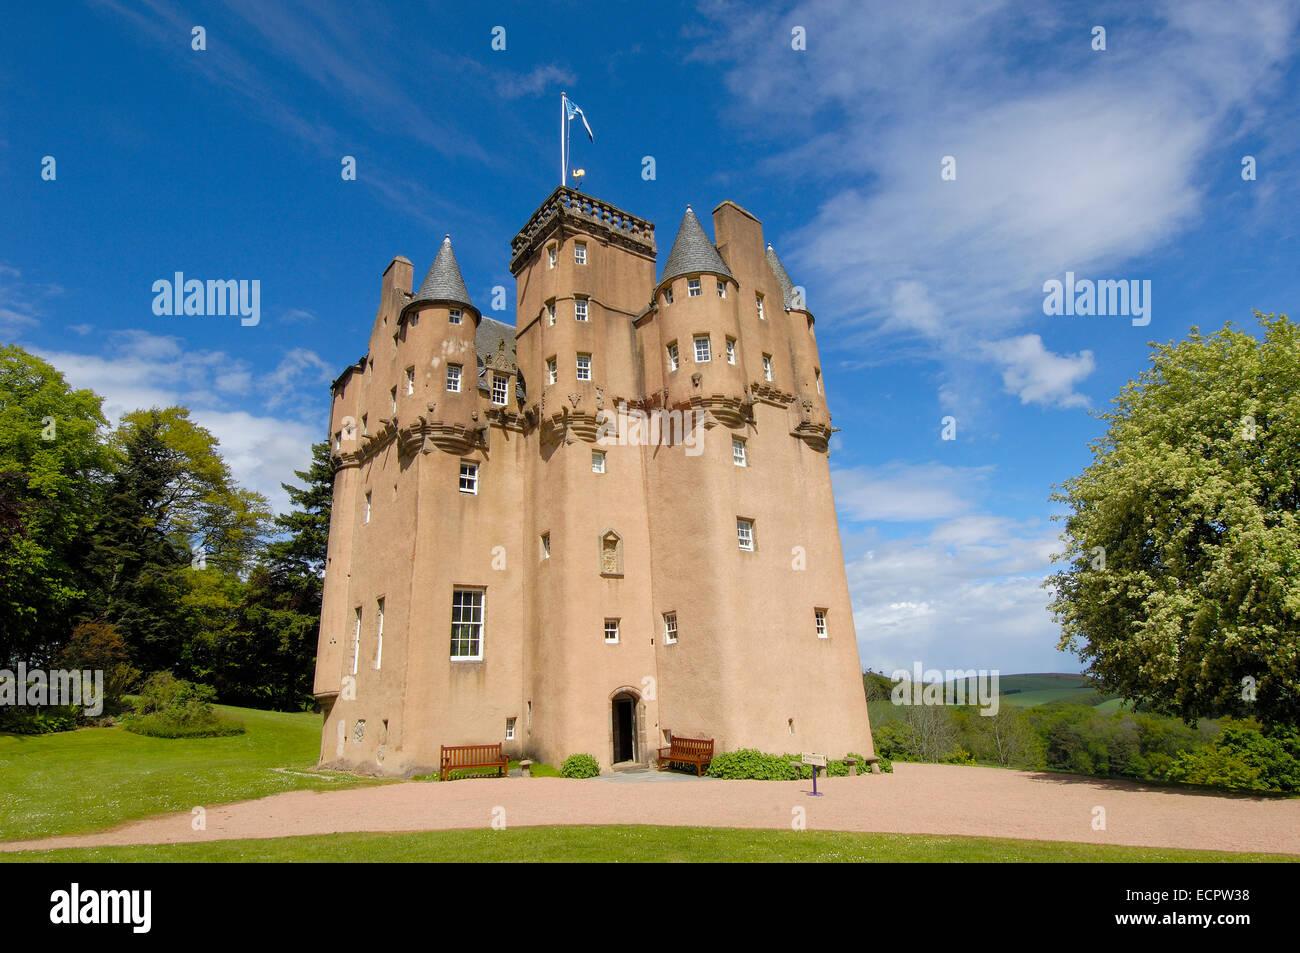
(411, 235, 473, 310)
(765, 243, 800, 310)
(659, 206, 733, 286)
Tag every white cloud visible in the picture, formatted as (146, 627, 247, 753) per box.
(831, 461, 992, 523)
(981, 334, 1095, 408)
(36, 330, 326, 514)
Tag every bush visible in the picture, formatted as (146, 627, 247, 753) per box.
(0, 704, 79, 734)
(561, 753, 601, 778)
(1163, 719, 1300, 793)
(707, 749, 804, 780)
(122, 672, 244, 738)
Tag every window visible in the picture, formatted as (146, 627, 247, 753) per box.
(756, 293, 765, 320)
(449, 308, 462, 325)
(506, 717, 516, 740)
(575, 299, 588, 321)
(548, 245, 556, 269)
(733, 437, 747, 467)
(374, 598, 385, 669)
(351, 607, 362, 675)
(694, 335, 711, 363)
(492, 375, 508, 405)
(361, 413, 368, 436)
(591, 450, 606, 473)
(717, 279, 727, 298)
(547, 301, 556, 326)
(446, 364, 462, 392)
(547, 357, 558, 384)
(726, 337, 736, 364)
(762, 354, 773, 382)
(667, 342, 680, 372)
(816, 368, 823, 395)
(406, 366, 415, 395)
(390, 386, 397, 414)
(815, 608, 828, 639)
(334, 430, 341, 451)
(364, 491, 372, 523)
(459, 462, 478, 494)
(540, 533, 550, 559)
(450, 588, 484, 660)
(604, 619, 620, 644)
(737, 518, 754, 551)
(663, 612, 678, 644)
(663, 287, 673, 306)
(409, 313, 419, 327)
(687, 278, 701, 297)
(574, 241, 587, 265)
(576, 353, 591, 381)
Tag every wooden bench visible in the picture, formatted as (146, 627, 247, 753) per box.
(656, 736, 714, 776)
(440, 743, 508, 781)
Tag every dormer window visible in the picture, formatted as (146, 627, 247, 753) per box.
(688, 278, 701, 297)
(574, 241, 587, 265)
(492, 375, 508, 406)
(449, 309, 462, 325)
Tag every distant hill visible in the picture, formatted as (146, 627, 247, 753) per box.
(863, 670, 1123, 714)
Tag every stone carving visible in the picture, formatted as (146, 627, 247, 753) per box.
(569, 392, 582, 409)
(600, 529, 623, 576)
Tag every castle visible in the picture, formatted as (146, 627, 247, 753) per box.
(313, 187, 875, 775)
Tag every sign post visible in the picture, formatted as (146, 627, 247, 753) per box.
(802, 752, 827, 797)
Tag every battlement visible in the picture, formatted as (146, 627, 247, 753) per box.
(510, 187, 656, 275)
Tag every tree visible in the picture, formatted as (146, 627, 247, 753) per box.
(1048, 312, 1300, 727)
(84, 407, 270, 672)
(0, 345, 110, 666)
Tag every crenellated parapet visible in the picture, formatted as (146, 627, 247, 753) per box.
(510, 187, 656, 275)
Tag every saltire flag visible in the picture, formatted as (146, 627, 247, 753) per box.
(565, 97, 594, 141)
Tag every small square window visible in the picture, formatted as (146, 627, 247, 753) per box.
(574, 242, 587, 265)
(726, 337, 736, 364)
(604, 619, 620, 643)
(492, 375, 508, 406)
(449, 308, 462, 325)
(733, 438, 747, 467)
(576, 353, 591, 381)
(459, 462, 478, 494)
(506, 717, 516, 740)
(548, 246, 557, 269)
(592, 450, 606, 473)
(762, 354, 773, 382)
(547, 357, 558, 385)
(737, 518, 754, 551)
(815, 608, 828, 639)
(717, 280, 727, 298)
(667, 342, 679, 372)
(694, 335, 711, 363)
(406, 366, 415, 395)
(687, 278, 701, 297)
(447, 364, 462, 392)
(575, 299, 588, 322)
(663, 612, 678, 644)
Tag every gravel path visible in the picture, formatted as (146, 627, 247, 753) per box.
(3, 763, 1297, 855)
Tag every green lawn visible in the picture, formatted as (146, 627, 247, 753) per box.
(3, 826, 1294, 863)
(0, 705, 382, 841)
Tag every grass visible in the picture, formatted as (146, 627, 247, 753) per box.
(0, 705, 383, 841)
(3, 826, 1295, 863)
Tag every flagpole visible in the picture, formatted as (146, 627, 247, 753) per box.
(561, 92, 566, 188)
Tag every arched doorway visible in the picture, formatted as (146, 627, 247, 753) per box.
(610, 690, 639, 765)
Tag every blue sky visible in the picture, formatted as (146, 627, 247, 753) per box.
(2, 1, 1297, 677)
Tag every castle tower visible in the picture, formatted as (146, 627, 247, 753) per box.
(313, 187, 872, 775)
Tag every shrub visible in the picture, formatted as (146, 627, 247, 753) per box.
(1163, 719, 1300, 792)
(561, 753, 601, 778)
(0, 704, 79, 734)
(122, 672, 244, 738)
(707, 749, 805, 780)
